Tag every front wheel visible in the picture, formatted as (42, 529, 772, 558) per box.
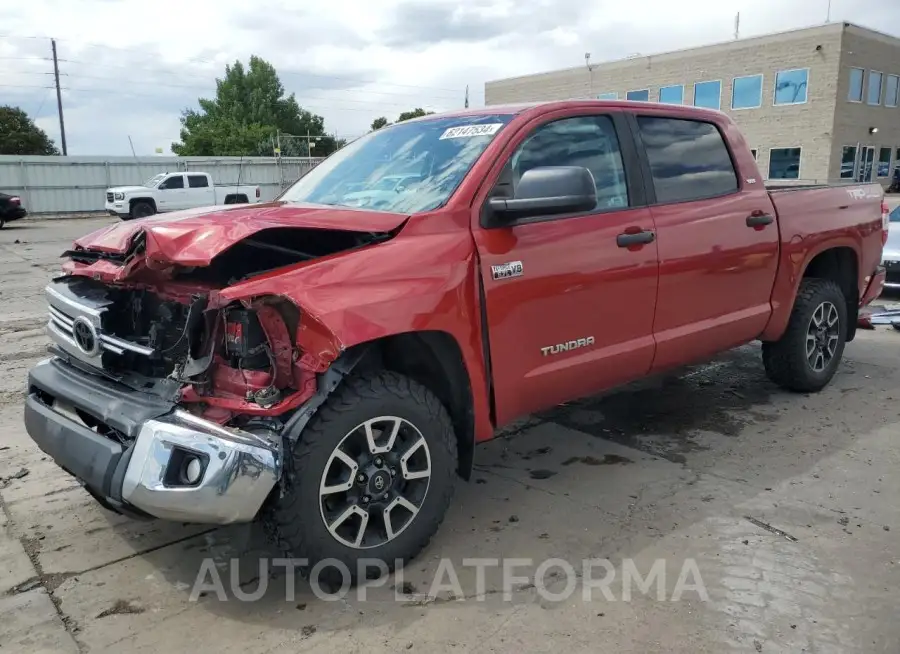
(129, 201, 155, 220)
(266, 371, 457, 581)
(762, 278, 847, 392)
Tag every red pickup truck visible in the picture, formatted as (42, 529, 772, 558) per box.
(25, 101, 887, 577)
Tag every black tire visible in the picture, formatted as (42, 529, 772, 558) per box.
(224, 194, 248, 205)
(129, 201, 155, 220)
(266, 371, 457, 582)
(762, 278, 848, 392)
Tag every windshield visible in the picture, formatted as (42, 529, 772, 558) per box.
(890, 206, 900, 223)
(143, 174, 166, 188)
(280, 114, 513, 213)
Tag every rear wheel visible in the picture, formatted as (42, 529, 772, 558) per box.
(762, 278, 847, 392)
(266, 371, 457, 581)
(129, 201, 155, 220)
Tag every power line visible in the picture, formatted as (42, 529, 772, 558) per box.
(0, 82, 55, 89)
(54, 57, 465, 99)
(56, 74, 452, 109)
(0, 32, 467, 95)
(60, 86, 448, 115)
(0, 55, 52, 62)
(33, 87, 52, 117)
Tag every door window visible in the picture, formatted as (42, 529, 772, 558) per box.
(508, 115, 629, 211)
(187, 175, 209, 188)
(637, 116, 738, 202)
(159, 175, 184, 190)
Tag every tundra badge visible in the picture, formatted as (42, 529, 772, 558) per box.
(491, 261, 524, 280)
(541, 337, 595, 356)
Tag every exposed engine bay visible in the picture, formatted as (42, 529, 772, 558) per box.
(48, 225, 395, 437)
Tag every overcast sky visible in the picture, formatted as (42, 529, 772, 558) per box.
(1, 0, 896, 155)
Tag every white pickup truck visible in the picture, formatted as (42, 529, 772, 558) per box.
(104, 172, 262, 220)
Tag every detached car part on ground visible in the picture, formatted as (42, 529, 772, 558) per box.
(0, 192, 27, 228)
(24, 101, 887, 581)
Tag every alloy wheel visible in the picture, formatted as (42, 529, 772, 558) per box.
(806, 301, 840, 373)
(318, 416, 432, 549)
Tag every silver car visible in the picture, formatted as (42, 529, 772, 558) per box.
(884, 205, 900, 289)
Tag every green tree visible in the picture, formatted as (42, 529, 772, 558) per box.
(0, 106, 59, 155)
(172, 56, 338, 157)
(371, 116, 390, 130)
(396, 108, 433, 122)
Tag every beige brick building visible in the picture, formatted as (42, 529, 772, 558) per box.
(485, 22, 900, 186)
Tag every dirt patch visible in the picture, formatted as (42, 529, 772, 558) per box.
(562, 454, 632, 466)
(96, 599, 145, 619)
(544, 345, 779, 463)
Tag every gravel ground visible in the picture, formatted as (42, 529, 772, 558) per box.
(1, 215, 899, 653)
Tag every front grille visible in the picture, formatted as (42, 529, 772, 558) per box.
(46, 281, 154, 370)
(106, 192, 114, 202)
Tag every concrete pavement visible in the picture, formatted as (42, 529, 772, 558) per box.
(1, 216, 899, 653)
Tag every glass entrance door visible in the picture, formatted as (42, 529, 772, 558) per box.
(859, 146, 876, 182)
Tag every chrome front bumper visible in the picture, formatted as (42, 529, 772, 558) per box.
(122, 411, 281, 524)
(25, 358, 281, 525)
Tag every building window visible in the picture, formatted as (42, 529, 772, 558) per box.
(774, 69, 808, 105)
(693, 80, 721, 109)
(840, 146, 857, 179)
(886, 75, 899, 107)
(867, 71, 883, 105)
(637, 117, 738, 203)
(659, 85, 684, 104)
(896, 148, 900, 175)
(768, 148, 801, 179)
(848, 67, 865, 102)
(732, 74, 763, 109)
(597, 92, 618, 100)
(877, 147, 892, 177)
(626, 89, 650, 102)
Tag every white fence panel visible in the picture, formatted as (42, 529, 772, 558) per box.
(0, 155, 323, 214)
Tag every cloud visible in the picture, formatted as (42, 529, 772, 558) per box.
(1, 0, 897, 155)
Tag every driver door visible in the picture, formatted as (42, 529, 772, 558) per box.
(157, 174, 187, 210)
(471, 111, 659, 425)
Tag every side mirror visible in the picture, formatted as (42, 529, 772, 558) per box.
(488, 166, 597, 222)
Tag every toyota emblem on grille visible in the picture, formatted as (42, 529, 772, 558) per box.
(72, 317, 100, 355)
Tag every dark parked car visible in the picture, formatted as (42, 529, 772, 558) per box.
(0, 192, 26, 228)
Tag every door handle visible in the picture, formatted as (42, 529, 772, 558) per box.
(746, 213, 774, 228)
(616, 230, 655, 247)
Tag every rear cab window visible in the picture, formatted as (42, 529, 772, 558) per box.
(636, 116, 739, 203)
(188, 175, 210, 188)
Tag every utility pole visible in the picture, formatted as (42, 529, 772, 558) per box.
(826, 0, 833, 22)
(51, 39, 67, 156)
(734, 12, 740, 40)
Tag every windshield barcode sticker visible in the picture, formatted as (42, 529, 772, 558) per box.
(439, 123, 503, 139)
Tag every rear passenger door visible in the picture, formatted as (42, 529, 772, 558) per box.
(633, 115, 779, 371)
(186, 174, 215, 207)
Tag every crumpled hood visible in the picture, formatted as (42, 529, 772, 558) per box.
(72, 202, 408, 267)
